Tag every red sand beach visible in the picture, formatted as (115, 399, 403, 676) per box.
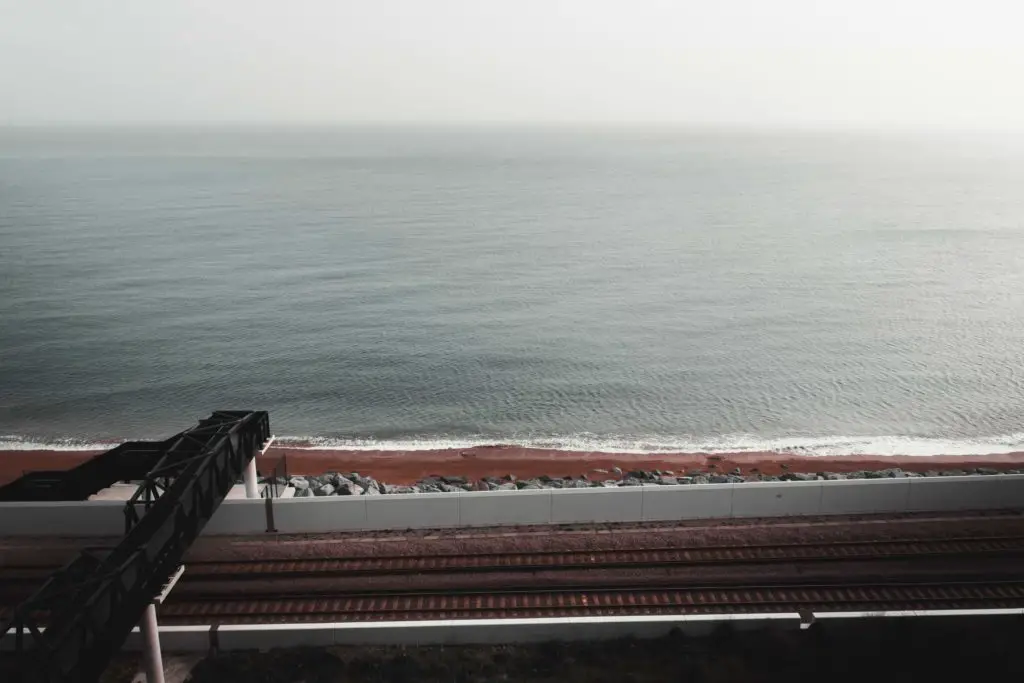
(2, 446, 1024, 487)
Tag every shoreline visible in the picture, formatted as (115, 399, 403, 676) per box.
(3, 446, 1024, 487)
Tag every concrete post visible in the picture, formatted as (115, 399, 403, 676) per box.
(244, 458, 259, 499)
(140, 603, 164, 683)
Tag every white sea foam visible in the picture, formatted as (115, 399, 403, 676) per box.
(4, 433, 1023, 456)
(0, 435, 122, 451)
(274, 433, 1024, 456)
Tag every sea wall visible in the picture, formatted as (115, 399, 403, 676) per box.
(1, 475, 1022, 537)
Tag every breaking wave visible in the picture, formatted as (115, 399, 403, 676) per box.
(273, 433, 1024, 456)
(0, 435, 123, 451)
(3, 433, 1023, 456)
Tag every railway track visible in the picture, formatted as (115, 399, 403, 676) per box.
(4, 535, 1024, 625)
(157, 579, 1024, 624)
(181, 536, 1024, 577)
(6, 534, 1023, 584)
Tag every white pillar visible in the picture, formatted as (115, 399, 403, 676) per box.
(140, 603, 164, 683)
(244, 457, 259, 499)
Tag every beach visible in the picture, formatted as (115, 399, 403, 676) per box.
(3, 446, 1024, 487)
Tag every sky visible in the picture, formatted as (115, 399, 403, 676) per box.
(1, 0, 1023, 128)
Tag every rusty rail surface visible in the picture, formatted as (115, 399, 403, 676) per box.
(7, 535, 1024, 581)
(156, 579, 1024, 624)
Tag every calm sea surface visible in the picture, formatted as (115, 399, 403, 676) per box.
(2, 127, 1023, 454)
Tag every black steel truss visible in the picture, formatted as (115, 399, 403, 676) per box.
(2, 410, 270, 683)
(0, 438, 179, 503)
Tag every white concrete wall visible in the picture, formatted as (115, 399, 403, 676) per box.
(7, 610, 1023, 653)
(641, 484, 734, 521)
(549, 486, 644, 524)
(458, 489, 552, 526)
(204, 496, 368, 535)
(906, 475, 1017, 512)
(3, 475, 1024, 537)
(366, 492, 460, 529)
(819, 478, 911, 515)
(0, 500, 124, 537)
(1, 614, 799, 653)
(730, 480, 824, 518)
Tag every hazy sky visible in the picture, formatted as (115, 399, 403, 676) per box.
(2, 1, 1023, 128)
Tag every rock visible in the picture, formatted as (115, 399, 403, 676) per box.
(337, 481, 364, 496)
(443, 475, 467, 485)
(351, 474, 378, 492)
(659, 476, 678, 485)
(904, 471, 922, 477)
(847, 471, 867, 479)
(439, 483, 462, 493)
(675, 476, 693, 484)
(664, 470, 675, 475)
(496, 482, 517, 491)
(569, 479, 590, 488)
(298, 487, 315, 498)
(314, 483, 336, 496)
(620, 477, 643, 487)
(940, 470, 967, 477)
(419, 476, 442, 488)
(726, 475, 745, 484)
(602, 480, 619, 487)
(708, 475, 730, 484)
(977, 467, 999, 475)
(520, 483, 542, 490)
(289, 477, 310, 491)
(691, 475, 710, 485)
(364, 484, 382, 495)
(388, 485, 417, 494)
(419, 484, 442, 493)
(330, 474, 353, 489)
(731, 468, 742, 476)
(880, 468, 904, 478)
(825, 473, 847, 481)
(516, 479, 541, 490)
(461, 483, 474, 491)
(924, 470, 939, 477)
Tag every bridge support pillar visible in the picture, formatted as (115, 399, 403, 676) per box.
(140, 603, 164, 683)
(244, 457, 259, 499)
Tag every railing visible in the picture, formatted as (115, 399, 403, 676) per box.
(260, 453, 289, 533)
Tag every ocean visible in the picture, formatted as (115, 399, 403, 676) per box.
(1, 126, 1023, 455)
